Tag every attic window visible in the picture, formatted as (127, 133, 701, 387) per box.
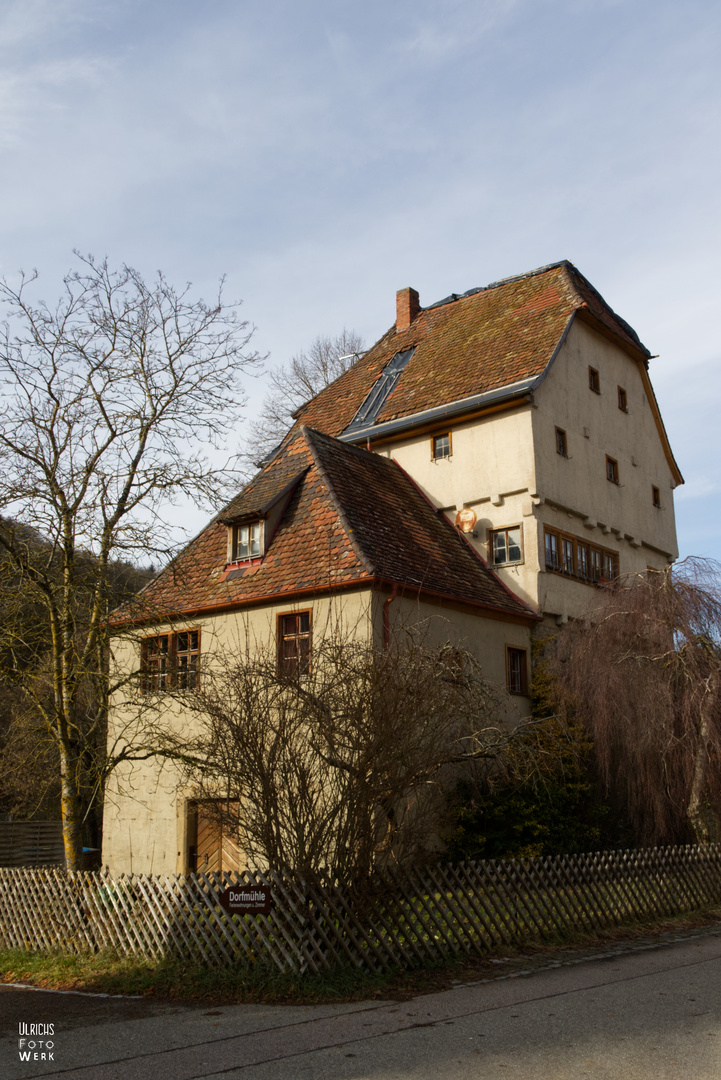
(232, 521, 263, 561)
(344, 348, 416, 431)
(652, 485, 661, 508)
(589, 367, 601, 393)
(618, 386, 628, 412)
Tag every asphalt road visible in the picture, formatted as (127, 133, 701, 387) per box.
(3, 930, 721, 1080)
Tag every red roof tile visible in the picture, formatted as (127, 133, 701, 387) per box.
(119, 428, 536, 625)
(291, 261, 650, 439)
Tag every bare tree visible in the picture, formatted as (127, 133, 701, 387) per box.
(549, 560, 721, 845)
(172, 630, 537, 879)
(0, 255, 260, 867)
(242, 330, 364, 469)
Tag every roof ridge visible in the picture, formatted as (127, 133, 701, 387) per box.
(301, 427, 376, 578)
(423, 260, 572, 312)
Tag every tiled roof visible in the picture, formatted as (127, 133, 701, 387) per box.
(305, 429, 534, 618)
(119, 428, 535, 624)
(292, 261, 651, 439)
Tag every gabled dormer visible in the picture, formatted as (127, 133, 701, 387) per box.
(219, 469, 307, 575)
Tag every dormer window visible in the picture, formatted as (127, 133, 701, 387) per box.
(232, 520, 263, 561)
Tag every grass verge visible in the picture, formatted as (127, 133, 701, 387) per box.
(2, 906, 721, 1005)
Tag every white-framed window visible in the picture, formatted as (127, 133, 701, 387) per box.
(491, 526, 523, 566)
(231, 520, 263, 561)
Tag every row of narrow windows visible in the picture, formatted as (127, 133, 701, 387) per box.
(490, 524, 619, 583)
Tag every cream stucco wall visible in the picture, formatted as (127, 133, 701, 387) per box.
(103, 588, 531, 876)
(373, 405, 541, 609)
(372, 319, 679, 622)
(103, 590, 375, 877)
(532, 320, 679, 619)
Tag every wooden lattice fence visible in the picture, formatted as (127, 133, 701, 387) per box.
(0, 822, 65, 868)
(1, 844, 721, 974)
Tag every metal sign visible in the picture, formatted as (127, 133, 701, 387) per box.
(454, 507, 477, 533)
(219, 885, 272, 915)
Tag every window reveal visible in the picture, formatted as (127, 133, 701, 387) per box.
(176, 630, 200, 689)
(491, 526, 523, 565)
(544, 526, 618, 583)
(606, 456, 619, 484)
(142, 630, 200, 692)
(232, 521, 262, 561)
(431, 432, 451, 460)
(506, 647, 529, 695)
(143, 634, 170, 692)
(278, 611, 311, 677)
(544, 529, 559, 571)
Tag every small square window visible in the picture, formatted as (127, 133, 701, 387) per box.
(606, 456, 619, 484)
(589, 367, 600, 393)
(618, 386, 628, 411)
(432, 433, 451, 460)
(491, 526, 523, 565)
(232, 520, 263, 561)
(555, 427, 567, 456)
(652, 485, 661, 508)
(506, 647, 528, 695)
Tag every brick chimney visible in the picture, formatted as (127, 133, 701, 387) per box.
(396, 287, 420, 332)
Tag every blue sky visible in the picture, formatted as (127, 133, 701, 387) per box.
(1, 0, 719, 560)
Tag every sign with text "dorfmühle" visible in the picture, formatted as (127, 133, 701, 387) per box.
(219, 885, 271, 915)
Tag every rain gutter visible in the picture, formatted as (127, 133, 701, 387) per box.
(338, 377, 538, 445)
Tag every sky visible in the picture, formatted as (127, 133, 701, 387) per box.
(1, 0, 719, 561)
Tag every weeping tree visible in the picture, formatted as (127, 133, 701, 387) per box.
(0, 256, 260, 867)
(550, 559, 721, 845)
(173, 632, 537, 879)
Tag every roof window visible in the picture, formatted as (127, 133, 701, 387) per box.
(343, 348, 415, 432)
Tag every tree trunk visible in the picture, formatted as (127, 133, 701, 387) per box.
(60, 752, 85, 870)
(687, 675, 717, 844)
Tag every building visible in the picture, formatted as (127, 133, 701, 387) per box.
(102, 260, 681, 875)
(291, 260, 682, 626)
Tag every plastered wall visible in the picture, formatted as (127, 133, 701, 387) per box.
(373, 319, 679, 621)
(103, 588, 531, 876)
(103, 590, 374, 876)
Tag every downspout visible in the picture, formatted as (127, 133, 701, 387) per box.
(383, 583, 398, 649)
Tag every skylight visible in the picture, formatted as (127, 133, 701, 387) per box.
(343, 348, 415, 433)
